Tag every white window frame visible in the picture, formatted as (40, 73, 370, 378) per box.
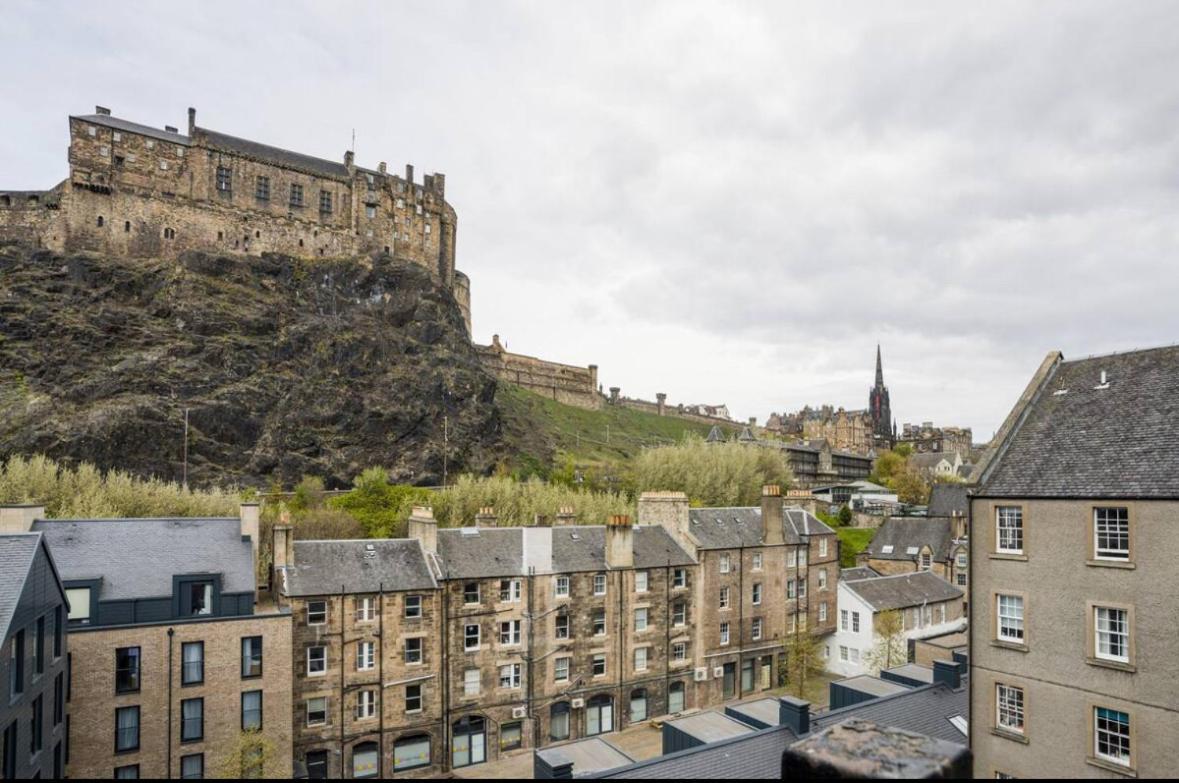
(306, 696, 328, 726)
(499, 663, 521, 689)
(404, 594, 422, 619)
(356, 641, 375, 671)
(719, 554, 731, 574)
(592, 654, 607, 677)
(752, 618, 763, 640)
(356, 688, 377, 720)
(635, 571, 649, 593)
(593, 574, 607, 596)
(307, 646, 326, 677)
(720, 622, 730, 646)
(499, 579, 522, 603)
(307, 600, 327, 626)
(634, 608, 648, 632)
(752, 553, 763, 571)
(996, 506, 1024, 554)
(554, 657, 570, 682)
(1093, 507, 1130, 561)
(752, 583, 762, 606)
(356, 597, 376, 623)
(719, 587, 730, 610)
(997, 594, 1025, 643)
(1094, 707, 1131, 767)
(634, 647, 648, 671)
(555, 576, 570, 598)
(464, 623, 480, 651)
(500, 620, 521, 646)
(996, 684, 1024, 734)
(463, 668, 480, 697)
(1094, 606, 1130, 663)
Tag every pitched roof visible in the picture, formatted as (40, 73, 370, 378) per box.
(199, 127, 351, 180)
(281, 539, 436, 597)
(840, 566, 881, 582)
(70, 113, 191, 145)
(811, 682, 968, 745)
(927, 484, 969, 517)
(686, 506, 836, 550)
(842, 571, 962, 612)
(551, 525, 695, 571)
(437, 527, 523, 578)
(0, 534, 42, 642)
(980, 345, 1179, 498)
(865, 517, 954, 562)
(31, 517, 255, 600)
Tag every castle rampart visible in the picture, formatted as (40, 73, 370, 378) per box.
(476, 335, 601, 409)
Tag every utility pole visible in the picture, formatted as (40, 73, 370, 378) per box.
(182, 407, 190, 489)
(442, 415, 449, 487)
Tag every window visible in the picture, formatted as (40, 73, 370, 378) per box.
(819, 538, 828, 558)
(851, 611, 860, 633)
(53, 672, 63, 726)
(787, 579, 796, 600)
(551, 702, 571, 740)
(463, 668, 480, 697)
(798, 577, 807, 599)
(920, 552, 932, 571)
(305, 750, 328, 778)
(593, 573, 607, 596)
(160, 160, 169, 171)
(242, 636, 263, 678)
(752, 583, 763, 605)
(554, 657, 570, 681)
(463, 582, 480, 604)
(592, 654, 607, 676)
(752, 618, 763, 640)
(996, 684, 1024, 733)
(255, 176, 270, 201)
(593, 608, 607, 636)
(555, 576, 570, 598)
(586, 695, 613, 735)
(452, 716, 487, 768)
(464, 624, 480, 651)
(672, 601, 686, 626)
(634, 608, 648, 632)
(357, 641, 375, 671)
(635, 570, 649, 592)
(841, 609, 849, 631)
(181, 642, 203, 686)
(319, 190, 332, 213)
(499, 579, 521, 602)
(819, 602, 828, 622)
(634, 647, 648, 671)
(1094, 707, 1131, 766)
(1094, 606, 1130, 663)
(394, 734, 431, 772)
(365, 204, 377, 219)
(956, 551, 968, 569)
(356, 689, 377, 720)
(719, 554, 731, 573)
(957, 573, 967, 586)
(555, 611, 570, 639)
(180, 754, 204, 779)
(672, 641, 687, 661)
(996, 507, 1023, 553)
(1094, 507, 1130, 560)
(307, 600, 327, 625)
(181, 698, 203, 742)
(668, 681, 685, 713)
(30, 695, 42, 755)
(356, 596, 376, 622)
(404, 594, 422, 618)
(499, 663, 521, 689)
(630, 688, 648, 722)
(289, 183, 304, 207)
(405, 637, 422, 664)
(500, 620, 521, 646)
(720, 622, 730, 646)
(307, 646, 326, 676)
(163, 227, 176, 240)
(116, 647, 141, 693)
(306, 697, 328, 726)
(752, 553, 763, 570)
(52, 607, 62, 658)
(719, 587, 730, 609)
(673, 568, 687, 588)
(352, 741, 379, 778)
(216, 166, 231, 193)
(115, 764, 140, 778)
(9, 630, 23, 698)
(997, 595, 1025, 643)
(241, 690, 262, 731)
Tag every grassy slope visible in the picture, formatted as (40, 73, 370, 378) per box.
(836, 527, 876, 568)
(495, 383, 740, 476)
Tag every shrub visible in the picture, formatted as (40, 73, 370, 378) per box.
(631, 436, 792, 507)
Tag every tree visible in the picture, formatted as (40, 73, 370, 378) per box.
(869, 449, 907, 486)
(215, 729, 281, 778)
(782, 626, 827, 699)
(837, 504, 853, 526)
(632, 436, 793, 506)
(890, 468, 930, 505)
(864, 609, 907, 674)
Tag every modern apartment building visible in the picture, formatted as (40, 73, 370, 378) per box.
(970, 346, 1179, 778)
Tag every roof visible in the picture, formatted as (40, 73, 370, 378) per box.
(914, 630, 968, 650)
(199, 127, 351, 180)
(927, 484, 969, 517)
(667, 711, 756, 742)
(0, 534, 42, 641)
(840, 566, 880, 582)
(281, 539, 436, 597)
(726, 697, 783, 727)
(841, 571, 962, 612)
(865, 517, 954, 562)
(980, 345, 1179, 498)
(536, 736, 634, 776)
(71, 113, 190, 145)
(835, 675, 912, 698)
(687, 506, 835, 550)
(812, 682, 968, 745)
(437, 527, 523, 578)
(31, 517, 255, 601)
(551, 525, 695, 571)
(882, 663, 935, 684)
(600, 724, 800, 779)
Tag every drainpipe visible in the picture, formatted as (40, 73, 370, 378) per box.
(441, 570, 451, 774)
(339, 585, 346, 774)
(378, 583, 384, 778)
(737, 543, 744, 701)
(167, 627, 174, 779)
(616, 568, 624, 730)
(664, 559, 671, 714)
(526, 566, 536, 750)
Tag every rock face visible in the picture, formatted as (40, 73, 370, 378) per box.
(0, 243, 503, 488)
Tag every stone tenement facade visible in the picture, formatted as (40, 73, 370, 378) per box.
(896, 422, 974, 455)
(0, 105, 471, 333)
(475, 335, 600, 410)
(274, 490, 838, 777)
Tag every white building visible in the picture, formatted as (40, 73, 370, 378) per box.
(827, 571, 965, 678)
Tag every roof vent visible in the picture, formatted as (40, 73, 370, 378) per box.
(1095, 369, 1110, 389)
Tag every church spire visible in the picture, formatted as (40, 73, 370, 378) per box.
(875, 343, 884, 387)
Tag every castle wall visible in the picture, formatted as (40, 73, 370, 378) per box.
(0, 190, 64, 247)
(477, 336, 600, 410)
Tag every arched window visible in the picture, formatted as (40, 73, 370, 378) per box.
(668, 681, 685, 714)
(123, 221, 130, 233)
(452, 715, 486, 768)
(393, 733, 431, 772)
(586, 695, 613, 736)
(630, 689, 648, 723)
(351, 741, 378, 778)
(96, 216, 104, 227)
(550, 702, 570, 741)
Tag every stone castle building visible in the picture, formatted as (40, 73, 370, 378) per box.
(0, 105, 471, 332)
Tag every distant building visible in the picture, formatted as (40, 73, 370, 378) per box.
(860, 516, 968, 600)
(909, 450, 965, 480)
(897, 422, 974, 455)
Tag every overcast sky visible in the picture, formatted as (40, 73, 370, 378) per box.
(4, 1, 1178, 439)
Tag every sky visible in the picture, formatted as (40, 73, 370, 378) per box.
(3, 1, 1178, 440)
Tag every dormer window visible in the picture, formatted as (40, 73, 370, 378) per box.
(188, 581, 213, 616)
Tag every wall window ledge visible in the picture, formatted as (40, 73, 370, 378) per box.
(989, 553, 1028, 562)
(989, 727, 1029, 744)
(1086, 656, 1136, 673)
(990, 640, 1029, 653)
(1086, 559, 1135, 570)
(1087, 756, 1136, 777)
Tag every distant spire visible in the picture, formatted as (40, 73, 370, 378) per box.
(875, 344, 884, 387)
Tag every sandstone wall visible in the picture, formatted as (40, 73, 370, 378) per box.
(476, 335, 600, 410)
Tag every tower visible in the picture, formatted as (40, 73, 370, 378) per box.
(869, 344, 894, 447)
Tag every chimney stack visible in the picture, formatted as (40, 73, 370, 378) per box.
(555, 507, 576, 526)
(239, 503, 261, 585)
(378, 161, 387, 174)
(344, 150, 355, 171)
(407, 506, 437, 555)
(761, 485, 784, 545)
(187, 107, 196, 136)
(605, 514, 634, 569)
(932, 659, 962, 690)
(95, 105, 111, 116)
(778, 695, 811, 735)
(273, 514, 294, 570)
(0, 504, 45, 533)
(475, 506, 497, 527)
(405, 164, 414, 184)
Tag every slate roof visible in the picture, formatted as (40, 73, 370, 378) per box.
(927, 484, 969, 517)
(200, 128, 352, 180)
(865, 517, 955, 562)
(281, 539, 436, 597)
(536, 737, 634, 776)
(0, 534, 42, 642)
(71, 113, 191, 145)
(437, 527, 523, 578)
(551, 525, 695, 571)
(840, 566, 881, 581)
(811, 682, 968, 745)
(980, 345, 1179, 498)
(31, 517, 255, 601)
(841, 571, 962, 612)
(687, 506, 836, 550)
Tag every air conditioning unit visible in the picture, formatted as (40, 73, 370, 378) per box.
(713, 666, 724, 679)
(571, 698, 585, 709)
(693, 667, 708, 682)
(512, 706, 527, 720)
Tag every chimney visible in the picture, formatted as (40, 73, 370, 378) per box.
(0, 504, 45, 533)
(786, 489, 819, 518)
(187, 107, 196, 136)
(239, 503, 260, 583)
(555, 507, 576, 526)
(405, 163, 414, 184)
(636, 491, 693, 557)
(475, 506, 497, 527)
(656, 392, 667, 416)
(344, 150, 355, 172)
(407, 506, 437, 555)
(778, 695, 811, 735)
(605, 515, 634, 569)
(95, 105, 111, 116)
(164, 125, 178, 133)
(761, 485, 784, 545)
(932, 659, 962, 690)
(273, 517, 294, 570)
(378, 161, 387, 174)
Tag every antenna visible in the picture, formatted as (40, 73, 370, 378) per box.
(351, 128, 356, 155)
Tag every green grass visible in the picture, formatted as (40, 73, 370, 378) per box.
(835, 527, 876, 568)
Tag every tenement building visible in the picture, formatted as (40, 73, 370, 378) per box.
(8, 504, 293, 779)
(970, 345, 1179, 778)
(274, 491, 837, 777)
(0, 508, 70, 780)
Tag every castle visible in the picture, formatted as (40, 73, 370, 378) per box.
(0, 105, 471, 331)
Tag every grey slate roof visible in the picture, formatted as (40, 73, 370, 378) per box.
(31, 517, 255, 601)
(71, 114, 191, 145)
(840, 566, 881, 581)
(200, 128, 351, 180)
(0, 534, 42, 642)
(811, 682, 967, 745)
(865, 517, 954, 562)
(281, 539, 436, 597)
(437, 527, 523, 578)
(600, 724, 800, 779)
(551, 525, 695, 571)
(842, 571, 962, 612)
(927, 484, 969, 517)
(980, 345, 1179, 498)
(687, 506, 836, 550)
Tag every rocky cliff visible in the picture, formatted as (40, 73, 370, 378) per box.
(0, 243, 504, 488)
